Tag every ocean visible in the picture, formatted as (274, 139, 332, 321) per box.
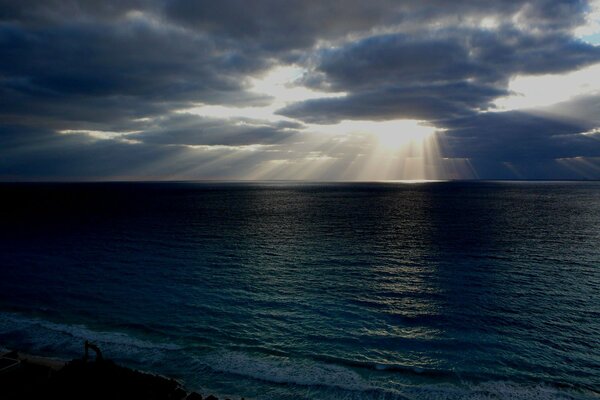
(0, 181, 598, 399)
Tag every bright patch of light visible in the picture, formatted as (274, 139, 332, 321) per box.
(374, 123, 435, 149)
(172, 68, 477, 181)
(480, 17, 500, 30)
(58, 129, 140, 143)
(250, 66, 340, 104)
(582, 127, 600, 137)
(493, 63, 600, 110)
(576, 0, 600, 42)
(556, 156, 600, 178)
(181, 144, 270, 151)
(308, 119, 437, 149)
(181, 65, 345, 122)
(184, 104, 280, 121)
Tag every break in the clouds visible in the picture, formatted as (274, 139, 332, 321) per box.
(1, 0, 599, 180)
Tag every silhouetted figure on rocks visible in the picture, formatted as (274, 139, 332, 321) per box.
(1, 342, 237, 400)
(84, 340, 103, 362)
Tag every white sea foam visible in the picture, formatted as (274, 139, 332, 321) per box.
(200, 351, 596, 400)
(0, 312, 180, 360)
(203, 350, 371, 392)
(0, 313, 596, 400)
(403, 381, 593, 400)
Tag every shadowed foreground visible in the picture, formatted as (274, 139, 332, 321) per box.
(0, 348, 230, 400)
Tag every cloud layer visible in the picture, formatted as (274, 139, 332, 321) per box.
(1, 0, 599, 180)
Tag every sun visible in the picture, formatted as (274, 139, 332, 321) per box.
(371, 120, 436, 150)
(306, 119, 436, 150)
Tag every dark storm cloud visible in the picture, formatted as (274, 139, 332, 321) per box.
(403, 91, 598, 179)
(0, 1, 148, 23)
(279, 28, 600, 123)
(1, 0, 599, 179)
(0, 17, 270, 132)
(280, 82, 507, 123)
(312, 29, 600, 90)
(440, 110, 598, 162)
(428, 91, 600, 177)
(131, 114, 301, 146)
(0, 123, 284, 180)
(162, 0, 587, 52)
(163, 0, 391, 52)
(542, 93, 600, 125)
(0, 124, 179, 179)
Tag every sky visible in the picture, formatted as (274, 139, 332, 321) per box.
(1, 0, 600, 181)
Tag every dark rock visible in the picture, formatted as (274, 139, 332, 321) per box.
(171, 387, 187, 399)
(186, 393, 203, 400)
(2, 357, 185, 400)
(0, 350, 241, 400)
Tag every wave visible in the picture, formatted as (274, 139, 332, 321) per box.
(0, 312, 597, 400)
(308, 353, 456, 379)
(198, 351, 597, 400)
(202, 350, 372, 392)
(0, 311, 180, 361)
(401, 381, 597, 400)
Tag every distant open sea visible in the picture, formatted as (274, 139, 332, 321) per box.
(0, 182, 598, 399)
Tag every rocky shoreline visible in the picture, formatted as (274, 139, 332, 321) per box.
(1, 346, 239, 400)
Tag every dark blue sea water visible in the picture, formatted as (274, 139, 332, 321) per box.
(0, 182, 599, 399)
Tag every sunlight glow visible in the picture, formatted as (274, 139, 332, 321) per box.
(181, 65, 345, 122)
(58, 129, 141, 143)
(556, 156, 600, 179)
(493, 63, 600, 111)
(307, 119, 436, 150)
(244, 120, 472, 181)
(173, 67, 481, 181)
(303, 119, 442, 180)
(581, 128, 600, 137)
(249, 66, 343, 104)
(576, 0, 600, 41)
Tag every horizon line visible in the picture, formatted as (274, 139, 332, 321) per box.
(1, 178, 599, 184)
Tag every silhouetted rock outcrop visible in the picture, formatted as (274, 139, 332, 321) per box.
(1, 347, 242, 400)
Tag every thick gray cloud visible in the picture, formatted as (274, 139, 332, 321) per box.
(312, 29, 600, 89)
(278, 29, 600, 123)
(0, 124, 179, 179)
(162, 0, 587, 51)
(0, 16, 269, 132)
(426, 93, 600, 179)
(1, 0, 599, 180)
(131, 114, 302, 146)
(280, 82, 508, 123)
(0, 123, 288, 180)
(440, 109, 598, 161)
